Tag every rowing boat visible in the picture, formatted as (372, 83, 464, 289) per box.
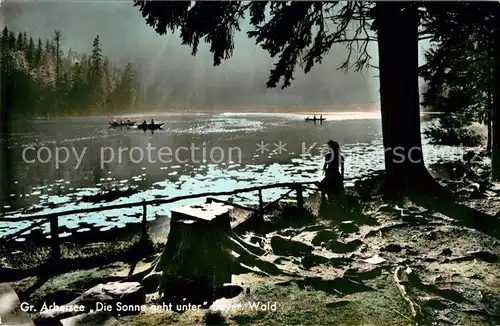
(305, 117, 326, 121)
(109, 121, 136, 127)
(137, 122, 165, 130)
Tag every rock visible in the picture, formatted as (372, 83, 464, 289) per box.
(426, 231, 438, 241)
(299, 225, 328, 233)
(270, 236, 313, 256)
(376, 204, 394, 213)
(296, 277, 374, 295)
(363, 255, 386, 265)
(326, 239, 364, 253)
(325, 300, 352, 308)
(274, 257, 291, 264)
(311, 230, 337, 246)
(338, 221, 359, 234)
(344, 266, 382, 280)
(301, 254, 330, 269)
(467, 182, 481, 191)
(249, 235, 265, 247)
(405, 247, 418, 256)
(469, 250, 499, 263)
(470, 274, 484, 280)
(381, 244, 402, 253)
(441, 248, 453, 256)
(277, 229, 297, 237)
(301, 254, 351, 270)
(38, 282, 145, 321)
(141, 271, 163, 294)
(0, 283, 35, 326)
(422, 298, 448, 310)
(232, 235, 266, 256)
(60, 312, 121, 326)
(407, 272, 466, 304)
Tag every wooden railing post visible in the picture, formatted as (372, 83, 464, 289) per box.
(296, 184, 304, 210)
(50, 216, 60, 262)
(258, 188, 264, 220)
(141, 201, 148, 243)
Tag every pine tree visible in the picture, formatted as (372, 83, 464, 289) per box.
(44, 40, 50, 55)
(54, 31, 62, 86)
(35, 38, 43, 67)
(8, 31, 15, 49)
(1, 27, 9, 53)
(27, 37, 35, 66)
(16, 32, 23, 51)
(89, 34, 103, 107)
(22, 32, 28, 51)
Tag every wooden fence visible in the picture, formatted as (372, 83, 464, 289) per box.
(0, 181, 318, 263)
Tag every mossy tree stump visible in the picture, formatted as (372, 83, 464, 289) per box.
(146, 202, 233, 301)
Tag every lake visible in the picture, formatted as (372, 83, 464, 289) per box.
(0, 111, 465, 239)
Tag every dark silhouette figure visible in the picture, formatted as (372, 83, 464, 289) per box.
(318, 140, 344, 199)
(150, 118, 155, 124)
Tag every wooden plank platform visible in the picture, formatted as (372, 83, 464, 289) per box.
(0, 283, 35, 326)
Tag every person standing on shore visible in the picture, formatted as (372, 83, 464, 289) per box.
(318, 140, 344, 198)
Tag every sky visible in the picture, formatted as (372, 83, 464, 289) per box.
(0, 0, 427, 109)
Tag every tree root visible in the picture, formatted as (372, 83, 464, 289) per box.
(393, 266, 420, 325)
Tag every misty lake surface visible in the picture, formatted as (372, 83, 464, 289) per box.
(0, 112, 464, 239)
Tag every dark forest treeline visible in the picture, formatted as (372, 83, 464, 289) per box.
(0, 27, 142, 118)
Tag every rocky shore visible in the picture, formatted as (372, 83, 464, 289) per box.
(2, 152, 500, 325)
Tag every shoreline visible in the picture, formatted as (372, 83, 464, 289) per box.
(8, 103, 381, 120)
(9, 108, 446, 121)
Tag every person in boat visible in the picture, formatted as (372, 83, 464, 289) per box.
(313, 115, 316, 120)
(150, 118, 155, 125)
(142, 120, 147, 125)
(320, 115, 323, 120)
(318, 140, 344, 198)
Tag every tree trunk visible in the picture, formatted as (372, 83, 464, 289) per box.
(493, 8, 500, 181)
(488, 35, 493, 157)
(487, 107, 492, 156)
(376, 3, 439, 198)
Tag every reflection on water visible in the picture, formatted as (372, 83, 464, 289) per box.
(0, 112, 464, 238)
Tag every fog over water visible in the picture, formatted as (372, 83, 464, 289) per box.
(0, 1, 445, 241)
(1, 0, 383, 108)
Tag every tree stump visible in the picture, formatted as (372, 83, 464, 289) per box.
(146, 202, 233, 300)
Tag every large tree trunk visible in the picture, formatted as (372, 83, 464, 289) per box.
(376, 3, 439, 198)
(492, 7, 500, 181)
(487, 107, 492, 156)
(488, 34, 493, 157)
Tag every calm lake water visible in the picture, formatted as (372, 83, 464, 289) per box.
(0, 112, 465, 239)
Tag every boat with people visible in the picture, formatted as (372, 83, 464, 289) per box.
(305, 115, 326, 122)
(137, 119, 164, 130)
(109, 119, 136, 127)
